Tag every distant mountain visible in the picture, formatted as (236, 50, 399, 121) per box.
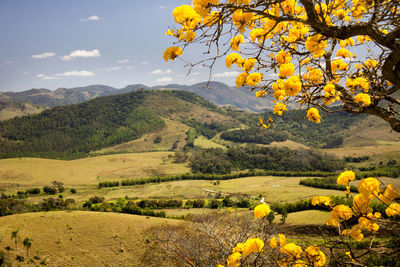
(0, 82, 269, 113)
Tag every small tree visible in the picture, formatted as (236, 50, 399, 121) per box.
(22, 236, 32, 257)
(10, 229, 19, 252)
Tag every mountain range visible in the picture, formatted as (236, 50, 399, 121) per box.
(0, 81, 269, 114)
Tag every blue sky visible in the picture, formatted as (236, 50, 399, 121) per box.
(0, 0, 233, 92)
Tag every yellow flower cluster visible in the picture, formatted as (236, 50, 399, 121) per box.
(273, 102, 287, 116)
(232, 9, 254, 33)
(312, 196, 332, 206)
(285, 22, 309, 43)
(306, 107, 321, 124)
(303, 68, 323, 84)
(346, 77, 369, 93)
(336, 48, 352, 58)
(386, 203, 400, 217)
(235, 73, 248, 87)
(326, 204, 353, 227)
(163, 46, 183, 62)
(193, 0, 218, 17)
(254, 203, 271, 218)
(226, 53, 244, 68)
(275, 50, 292, 65)
(226, 237, 264, 266)
(246, 73, 263, 87)
(279, 63, 295, 78)
(378, 184, 400, 204)
(230, 35, 244, 51)
(305, 34, 327, 58)
(354, 93, 371, 106)
(172, 5, 201, 30)
(336, 170, 355, 185)
(339, 37, 355, 48)
(331, 59, 349, 73)
(305, 245, 326, 267)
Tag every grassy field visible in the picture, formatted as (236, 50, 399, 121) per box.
(0, 211, 177, 266)
(194, 135, 225, 149)
(50, 176, 344, 203)
(0, 152, 189, 189)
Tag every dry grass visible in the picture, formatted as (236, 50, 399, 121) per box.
(323, 144, 400, 162)
(0, 211, 177, 266)
(194, 136, 225, 149)
(0, 103, 45, 121)
(0, 152, 190, 188)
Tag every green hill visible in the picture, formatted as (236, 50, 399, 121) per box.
(0, 90, 239, 159)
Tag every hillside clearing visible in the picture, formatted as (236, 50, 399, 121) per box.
(0, 152, 189, 187)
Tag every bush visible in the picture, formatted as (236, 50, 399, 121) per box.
(43, 186, 57, 195)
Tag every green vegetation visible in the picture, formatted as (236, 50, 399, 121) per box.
(220, 127, 288, 144)
(0, 91, 165, 158)
(300, 177, 359, 192)
(190, 146, 344, 174)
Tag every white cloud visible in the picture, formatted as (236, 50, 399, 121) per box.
(62, 49, 101, 61)
(32, 52, 56, 59)
(117, 59, 130, 64)
(80, 15, 100, 22)
(126, 66, 134, 69)
(214, 71, 240, 78)
(23, 71, 29, 75)
(37, 74, 60, 80)
(141, 61, 149, 65)
(157, 77, 173, 83)
(151, 69, 172, 75)
(105, 66, 122, 71)
(159, 6, 167, 9)
(56, 70, 95, 77)
(4, 61, 13, 64)
(192, 71, 201, 76)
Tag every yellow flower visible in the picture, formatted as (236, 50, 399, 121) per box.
(230, 35, 244, 51)
(386, 203, 400, 217)
(358, 177, 380, 197)
(163, 46, 183, 62)
(227, 252, 241, 267)
(312, 196, 332, 206)
(242, 238, 264, 256)
(331, 204, 353, 220)
(254, 203, 271, 218)
(269, 236, 278, 248)
(193, 0, 218, 17)
(279, 63, 295, 78)
(183, 30, 197, 42)
(232, 9, 254, 33)
(336, 48, 352, 58)
(225, 53, 244, 68)
(283, 75, 301, 96)
(354, 93, 371, 105)
(305, 245, 326, 267)
(275, 50, 292, 65)
(173, 5, 202, 30)
(273, 102, 287, 116)
(334, 8, 351, 21)
(303, 68, 323, 84)
(339, 37, 355, 48)
(352, 194, 372, 214)
(235, 72, 248, 87)
(243, 58, 257, 72)
(337, 170, 355, 185)
(305, 34, 327, 58)
(331, 59, 349, 73)
(256, 90, 267, 98)
(378, 184, 400, 204)
(364, 59, 378, 69)
(249, 28, 267, 43)
(307, 108, 321, 124)
(280, 243, 302, 258)
(246, 72, 263, 87)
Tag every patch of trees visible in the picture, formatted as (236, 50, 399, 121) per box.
(220, 127, 288, 144)
(98, 181, 120, 188)
(299, 177, 358, 193)
(344, 156, 370, 163)
(182, 119, 230, 139)
(262, 107, 366, 148)
(0, 91, 165, 159)
(190, 146, 344, 174)
(0, 197, 75, 216)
